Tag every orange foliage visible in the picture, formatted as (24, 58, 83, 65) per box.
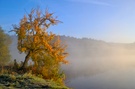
(13, 9, 68, 81)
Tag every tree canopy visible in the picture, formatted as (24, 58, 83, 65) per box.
(0, 27, 11, 66)
(12, 9, 68, 81)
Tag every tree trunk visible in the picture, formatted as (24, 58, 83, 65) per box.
(20, 51, 31, 70)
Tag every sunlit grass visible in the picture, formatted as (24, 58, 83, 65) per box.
(0, 72, 69, 89)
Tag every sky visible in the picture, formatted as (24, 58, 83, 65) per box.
(0, 0, 135, 43)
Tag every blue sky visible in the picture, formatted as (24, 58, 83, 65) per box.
(0, 0, 135, 43)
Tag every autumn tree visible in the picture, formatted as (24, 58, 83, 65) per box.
(12, 9, 68, 80)
(0, 27, 11, 66)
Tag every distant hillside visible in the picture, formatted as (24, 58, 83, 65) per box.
(10, 35, 135, 79)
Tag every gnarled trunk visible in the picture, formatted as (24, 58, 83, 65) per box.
(20, 51, 31, 70)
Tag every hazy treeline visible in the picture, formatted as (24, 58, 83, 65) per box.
(10, 35, 135, 79)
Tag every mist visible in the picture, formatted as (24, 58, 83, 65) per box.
(10, 36, 135, 89)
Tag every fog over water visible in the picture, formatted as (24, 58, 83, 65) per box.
(10, 36, 135, 89)
(68, 68, 135, 89)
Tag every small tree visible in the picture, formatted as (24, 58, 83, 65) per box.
(12, 9, 68, 80)
(0, 27, 11, 66)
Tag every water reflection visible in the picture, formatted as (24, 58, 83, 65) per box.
(67, 68, 135, 89)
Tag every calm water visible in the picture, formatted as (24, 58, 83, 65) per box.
(67, 67, 135, 89)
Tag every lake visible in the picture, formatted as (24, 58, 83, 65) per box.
(67, 67, 135, 89)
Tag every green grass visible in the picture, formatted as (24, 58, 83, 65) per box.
(0, 73, 70, 89)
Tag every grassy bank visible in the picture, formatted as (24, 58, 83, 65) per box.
(0, 73, 69, 89)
